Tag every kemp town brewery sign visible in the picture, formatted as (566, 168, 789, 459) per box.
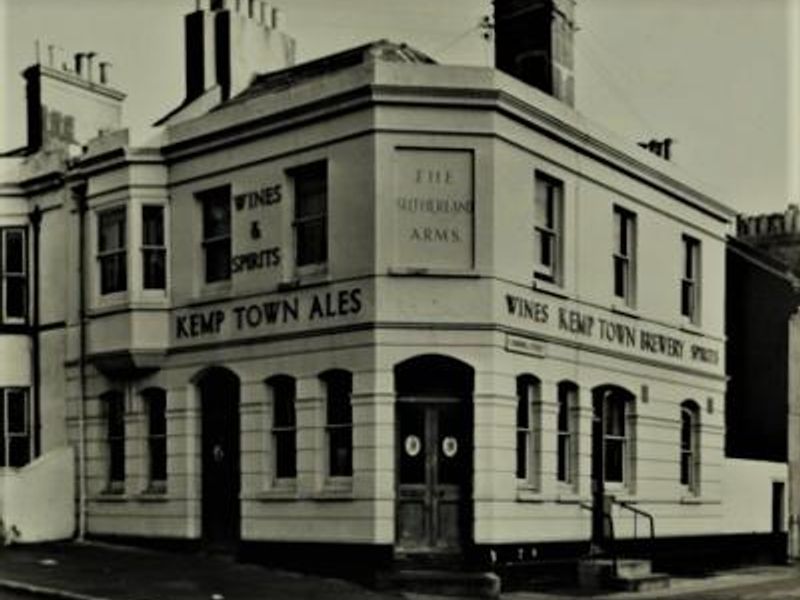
(503, 288, 722, 373)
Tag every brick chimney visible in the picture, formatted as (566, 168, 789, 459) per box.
(185, 0, 296, 103)
(24, 47, 125, 152)
(493, 0, 576, 107)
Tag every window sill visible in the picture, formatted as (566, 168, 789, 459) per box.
(680, 494, 710, 505)
(679, 322, 703, 336)
(254, 485, 299, 502)
(135, 491, 169, 502)
(532, 277, 568, 299)
(388, 267, 479, 279)
(611, 304, 639, 319)
(279, 271, 331, 291)
(198, 280, 232, 300)
(93, 491, 128, 503)
(516, 486, 546, 503)
(315, 478, 353, 500)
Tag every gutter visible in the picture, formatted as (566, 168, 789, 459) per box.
(74, 184, 88, 540)
(29, 206, 42, 456)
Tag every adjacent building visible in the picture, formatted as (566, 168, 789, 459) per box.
(0, 0, 788, 574)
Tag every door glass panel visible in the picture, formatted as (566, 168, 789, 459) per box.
(437, 405, 464, 486)
(399, 404, 425, 484)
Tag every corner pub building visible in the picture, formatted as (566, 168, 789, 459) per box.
(0, 0, 787, 576)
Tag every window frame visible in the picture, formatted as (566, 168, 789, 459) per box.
(0, 388, 32, 468)
(97, 207, 128, 296)
(1, 228, 27, 323)
(322, 370, 352, 479)
(198, 186, 232, 285)
(515, 375, 541, 489)
(681, 235, 701, 324)
(143, 388, 167, 493)
(268, 376, 297, 481)
(557, 381, 578, 486)
(103, 391, 126, 493)
(680, 401, 700, 495)
(291, 161, 328, 272)
(141, 205, 167, 291)
(613, 206, 636, 307)
(603, 394, 628, 486)
(533, 173, 564, 284)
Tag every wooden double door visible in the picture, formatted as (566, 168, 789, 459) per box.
(396, 398, 471, 553)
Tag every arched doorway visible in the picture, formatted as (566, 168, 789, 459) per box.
(394, 355, 474, 555)
(591, 384, 635, 549)
(197, 367, 241, 546)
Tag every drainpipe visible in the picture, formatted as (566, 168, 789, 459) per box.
(29, 206, 42, 458)
(75, 185, 88, 541)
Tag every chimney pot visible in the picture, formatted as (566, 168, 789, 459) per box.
(85, 51, 97, 82)
(47, 44, 55, 67)
(74, 53, 85, 75)
(272, 6, 282, 29)
(99, 61, 111, 85)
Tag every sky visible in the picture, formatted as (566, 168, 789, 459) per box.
(1, 0, 796, 215)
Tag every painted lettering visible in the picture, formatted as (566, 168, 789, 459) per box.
(176, 309, 225, 339)
(409, 227, 463, 243)
(230, 247, 281, 273)
(234, 184, 282, 211)
(505, 294, 549, 324)
(558, 308, 595, 337)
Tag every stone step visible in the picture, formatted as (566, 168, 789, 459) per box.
(615, 558, 653, 579)
(612, 572, 671, 592)
(377, 569, 501, 599)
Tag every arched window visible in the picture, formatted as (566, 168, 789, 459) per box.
(101, 391, 125, 492)
(681, 400, 700, 493)
(557, 381, 578, 484)
(516, 375, 540, 484)
(268, 376, 296, 480)
(321, 370, 352, 477)
(142, 388, 167, 492)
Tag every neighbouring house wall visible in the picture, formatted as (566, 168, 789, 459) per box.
(0, 446, 75, 542)
(720, 458, 787, 534)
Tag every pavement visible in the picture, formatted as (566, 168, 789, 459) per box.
(0, 541, 798, 600)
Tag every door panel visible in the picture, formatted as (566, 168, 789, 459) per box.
(397, 400, 469, 553)
(200, 372, 240, 546)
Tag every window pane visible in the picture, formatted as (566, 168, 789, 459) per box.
(100, 253, 127, 294)
(143, 249, 166, 290)
(203, 196, 230, 239)
(296, 219, 327, 266)
(329, 427, 352, 476)
(326, 375, 352, 425)
(150, 437, 167, 482)
(516, 431, 528, 479)
(99, 210, 125, 252)
(680, 451, 690, 486)
(4, 230, 24, 274)
(614, 256, 627, 298)
(274, 396, 295, 428)
(538, 231, 554, 269)
(142, 206, 164, 246)
(148, 394, 166, 436)
(275, 430, 296, 479)
(7, 390, 27, 434)
(516, 386, 529, 428)
(110, 439, 125, 482)
(605, 399, 625, 436)
(605, 439, 624, 482)
(9, 436, 30, 468)
(5, 277, 25, 319)
(205, 239, 231, 282)
(294, 164, 327, 219)
(557, 396, 569, 432)
(557, 434, 569, 482)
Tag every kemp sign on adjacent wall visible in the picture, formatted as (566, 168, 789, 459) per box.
(501, 285, 724, 376)
(394, 149, 475, 270)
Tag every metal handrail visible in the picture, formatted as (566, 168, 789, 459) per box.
(616, 500, 656, 551)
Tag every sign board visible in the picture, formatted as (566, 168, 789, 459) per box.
(394, 149, 474, 270)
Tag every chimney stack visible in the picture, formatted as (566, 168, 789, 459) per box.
(183, 0, 295, 103)
(493, 0, 576, 107)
